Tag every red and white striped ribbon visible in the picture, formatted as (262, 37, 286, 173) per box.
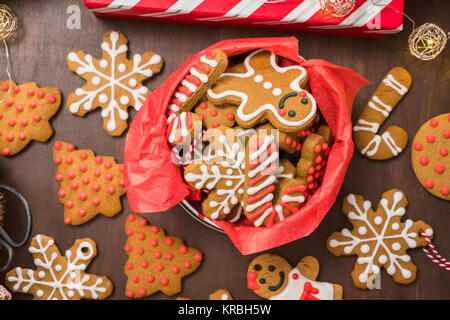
(419, 230, 450, 272)
(171, 129, 205, 167)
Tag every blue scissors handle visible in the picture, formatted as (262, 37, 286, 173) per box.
(0, 183, 32, 273)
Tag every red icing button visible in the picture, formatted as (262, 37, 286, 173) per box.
(430, 119, 439, 127)
(80, 152, 88, 160)
(292, 273, 299, 280)
(27, 89, 35, 96)
(146, 275, 154, 283)
(124, 245, 132, 252)
(425, 180, 434, 188)
(171, 266, 179, 274)
(5, 99, 13, 106)
(12, 86, 20, 93)
(426, 134, 435, 143)
(95, 156, 103, 164)
(314, 145, 322, 153)
(441, 186, 449, 196)
(37, 90, 45, 98)
(139, 219, 147, 226)
(64, 217, 71, 224)
(20, 119, 28, 127)
(2, 148, 9, 156)
(435, 164, 445, 174)
(70, 182, 78, 190)
(278, 109, 286, 116)
(210, 110, 218, 117)
(54, 141, 62, 150)
(92, 198, 100, 206)
(194, 253, 202, 261)
(150, 239, 158, 247)
(126, 229, 134, 236)
(57, 190, 66, 197)
(8, 119, 15, 127)
(33, 114, 41, 122)
(137, 248, 144, 255)
(127, 215, 136, 223)
(161, 278, 169, 286)
(184, 261, 191, 269)
(413, 142, 423, 151)
(138, 289, 146, 296)
(105, 173, 113, 181)
(5, 133, 14, 142)
(92, 183, 101, 191)
(47, 95, 56, 103)
(126, 263, 134, 270)
(151, 226, 158, 234)
(94, 170, 101, 177)
(131, 276, 139, 283)
(66, 144, 75, 152)
(65, 157, 73, 165)
(179, 246, 187, 254)
(78, 209, 86, 216)
(29, 101, 37, 108)
(65, 201, 74, 209)
(440, 148, 448, 156)
(212, 121, 220, 128)
(104, 161, 112, 169)
(443, 129, 450, 139)
(137, 233, 145, 240)
(156, 264, 164, 271)
(82, 177, 90, 185)
(154, 251, 161, 259)
(1, 84, 8, 91)
(141, 261, 148, 268)
(126, 291, 134, 298)
(226, 113, 234, 120)
(54, 157, 62, 165)
(78, 193, 87, 201)
(107, 186, 115, 194)
(165, 238, 173, 246)
(419, 156, 429, 165)
(165, 253, 173, 261)
(199, 102, 207, 109)
(16, 105, 24, 112)
(79, 164, 87, 172)
(55, 174, 64, 181)
(67, 171, 76, 178)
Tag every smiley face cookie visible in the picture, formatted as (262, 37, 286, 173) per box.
(247, 254, 343, 300)
(207, 49, 316, 133)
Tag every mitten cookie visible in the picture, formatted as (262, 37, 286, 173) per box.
(0, 80, 61, 156)
(67, 30, 163, 136)
(353, 67, 411, 160)
(411, 113, 449, 200)
(327, 189, 433, 289)
(6, 234, 113, 300)
(247, 254, 343, 300)
(53, 141, 126, 225)
(184, 126, 246, 221)
(124, 214, 203, 298)
(207, 49, 317, 133)
(194, 100, 236, 129)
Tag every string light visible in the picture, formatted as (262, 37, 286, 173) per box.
(408, 23, 448, 61)
(319, 0, 356, 17)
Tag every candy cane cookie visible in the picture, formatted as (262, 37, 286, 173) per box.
(353, 67, 412, 160)
(166, 50, 228, 145)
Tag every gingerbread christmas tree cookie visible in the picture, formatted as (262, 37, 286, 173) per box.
(327, 189, 433, 289)
(124, 214, 203, 298)
(0, 80, 61, 156)
(67, 30, 163, 136)
(6, 234, 113, 300)
(53, 141, 126, 225)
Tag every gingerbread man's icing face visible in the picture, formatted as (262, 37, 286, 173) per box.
(247, 253, 291, 299)
(207, 50, 317, 133)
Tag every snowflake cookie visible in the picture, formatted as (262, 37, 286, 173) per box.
(0, 80, 61, 156)
(6, 234, 113, 300)
(67, 30, 163, 136)
(53, 141, 126, 226)
(124, 214, 203, 298)
(327, 189, 433, 289)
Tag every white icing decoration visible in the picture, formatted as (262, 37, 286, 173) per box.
(361, 244, 370, 254)
(190, 67, 208, 83)
(272, 88, 282, 96)
(207, 49, 317, 128)
(270, 268, 334, 300)
(254, 75, 263, 83)
(200, 55, 218, 67)
(374, 216, 383, 225)
(67, 31, 161, 133)
(378, 255, 388, 264)
(358, 226, 367, 235)
(120, 95, 130, 105)
(353, 119, 379, 133)
(92, 76, 101, 86)
(263, 81, 272, 89)
(168, 112, 191, 144)
(368, 96, 392, 117)
(329, 192, 428, 284)
(7, 235, 107, 300)
(383, 74, 408, 95)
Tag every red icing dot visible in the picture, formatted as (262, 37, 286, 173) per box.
(179, 246, 187, 254)
(104, 161, 112, 169)
(315, 165, 322, 171)
(126, 291, 134, 298)
(307, 175, 314, 183)
(292, 273, 299, 280)
(29, 101, 37, 109)
(199, 102, 207, 109)
(1, 84, 8, 91)
(92, 183, 101, 192)
(16, 105, 24, 112)
(413, 142, 423, 151)
(285, 137, 292, 145)
(153, 251, 161, 259)
(292, 141, 297, 148)
(107, 186, 115, 194)
(57, 190, 66, 197)
(55, 174, 64, 181)
(194, 253, 202, 261)
(419, 156, 429, 165)
(124, 245, 132, 252)
(183, 261, 191, 269)
(139, 219, 147, 227)
(165, 253, 173, 261)
(307, 167, 315, 175)
(65, 157, 73, 165)
(435, 164, 445, 174)
(151, 226, 158, 234)
(226, 113, 234, 120)
(278, 109, 286, 116)
(146, 275, 154, 283)
(165, 238, 173, 246)
(171, 266, 179, 274)
(210, 110, 218, 117)
(131, 276, 139, 283)
(64, 217, 71, 224)
(54, 157, 62, 165)
(299, 91, 306, 97)
(160, 278, 169, 286)
(65, 201, 74, 209)
(440, 148, 448, 156)
(20, 119, 28, 127)
(5, 99, 13, 106)
(212, 121, 220, 128)
(315, 155, 322, 164)
(37, 90, 45, 98)
(150, 239, 158, 247)
(54, 141, 62, 150)
(78, 209, 86, 216)
(78, 193, 87, 201)
(2, 148, 9, 156)
(137, 248, 144, 255)
(425, 180, 434, 188)
(443, 129, 450, 139)
(441, 186, 449, 196)
(33, 114, 41, 122)
(12, 86, 20, 93)
(156, 264, 164, 271)
(82, 177, 90, 185)
(105, 173, 113, 181)
(95, 156, 103, 164)
(314, 145, 322, 153)
(80, 152, 88, 160)
(126, 229, 134, 236)
(322, 143, 329, 151)
(70, 182, 78, 190)
(94, 170, 101, 177)
(27, 89, 35, 96)
(92, 198, 100, 206)
(6, 133, 13, 141)
(126, 263, 134, 270)
(47, 96, 56, 103)
(138, 289, 146, 296)
(66, 144, 75, 152)
(67, 171, 76, 178)
(141, 261, 148, 268)
(119, 179, 125, 187)
(127, 215, 136, 223)
(430, 119, 439, 127)
(426, 134, 435, 143)
(137, 233, 145, 240)
(8, 119, 15, 127)
(79, 164, 87, 172)
(296, 144, 302, 151)
(199, 114, 205, 120)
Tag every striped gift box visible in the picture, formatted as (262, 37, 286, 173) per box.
(85, 0, 404, 37)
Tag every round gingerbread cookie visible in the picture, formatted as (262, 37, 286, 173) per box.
(411, 113, 449, 200)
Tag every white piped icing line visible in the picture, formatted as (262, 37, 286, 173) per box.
(207, 49, 316, 128)
(7, 235, 110, 300)
(67, 31, 162, 133)
(328, 191, 432, 286)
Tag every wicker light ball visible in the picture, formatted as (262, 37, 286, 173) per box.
(408, 23, 448, 61)
(0, 5, 17, 41)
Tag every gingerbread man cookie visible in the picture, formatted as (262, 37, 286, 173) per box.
(124, 214, 203, 298)
(353, 67, 412, 160)
(411, 113, 449, 200)
(207, 49, 316, 133)
(53, 141, 126, 225)
(6, 234, 113, 300)
(0, 80, 61, 156)
(67, 30, 163, 136)
(327, 189, 433, 289)
(247, 254, 343, 300)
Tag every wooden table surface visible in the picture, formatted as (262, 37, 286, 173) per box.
(0, 0, 448, 300)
